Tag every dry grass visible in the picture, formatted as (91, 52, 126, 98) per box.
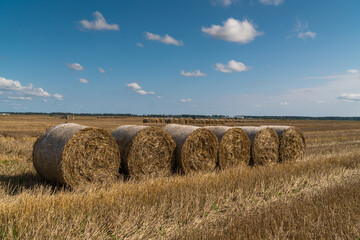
(0, 115, 360, 239)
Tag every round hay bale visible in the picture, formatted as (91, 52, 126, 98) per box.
(239, 126, 279, 166)
(33, 123, 120, 187)
(205, 126, 250, 169)
(188, 119, 195, 124)
(111, 125, 176, 178)
(143, 118, 149, 123)
(163, 124, 219, 174)
(165, 118, 172, 124)
(261, 126, 306, 163)
(179, 118, 186, 124)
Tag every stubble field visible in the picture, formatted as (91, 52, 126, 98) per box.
(0, 115, 360, 239)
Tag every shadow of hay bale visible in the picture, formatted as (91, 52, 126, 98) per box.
(0, 172, 59, 196)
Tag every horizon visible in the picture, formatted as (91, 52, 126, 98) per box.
(1, 0, 360, 116)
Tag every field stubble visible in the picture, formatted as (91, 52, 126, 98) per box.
(0, 115, 360, 239)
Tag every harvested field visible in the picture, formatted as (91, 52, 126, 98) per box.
(111, 125, 176, 178)
(0, 115, 360, 239)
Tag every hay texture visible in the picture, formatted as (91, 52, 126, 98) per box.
(111, 125, 176, 178)
(205, 126, 250, 169)
(239, 127, 279, 166)
(163, 124, 219, 174)
(261, 126, 306, 162)
(33, 123, 121, 187)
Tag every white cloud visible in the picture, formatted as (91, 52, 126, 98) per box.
(298, 31, 316, 40)
(280, 101, 290, 106)
(211, 0, 240, 7)
(181, 70, 207, 77)
(127, 82, 156, 96)
(215, 60, 249, 73)
(181, 98, 193, 103)
(98, 67, 105, 73)
(338, 93, 360, 102)
(259, 0, 284, 6)
(202, 18, 263, 44)
(79, 11, 119, 31)
(0, 91, 3, 95)
(136, 90, 155, 95)
(67, 63, 84, 71)
(289, 19, 316, 40)
(126, 82, 142, 90)
(8, 96, 32, 100)
(145, 32, 183, 46)
(53, 93, 64, 101)
(0, 76, 51, 97)
(157, 96, 163, 99)
(136, 42, 144, 47)
(347, 69, 359, 75)
(78, 78, 89, 84)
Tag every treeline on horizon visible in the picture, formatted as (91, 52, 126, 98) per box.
(1, 112, 360, 121)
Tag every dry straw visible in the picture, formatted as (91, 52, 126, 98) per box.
(240, 126, 279, 165)
(205, 126, 251, 169)
(33, 123, 121, 188)
(163, 124, 219, 174)
(111, 125, 176, 178)
(261, 125, 306, 162)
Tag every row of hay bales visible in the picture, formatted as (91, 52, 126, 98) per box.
(143, 118, 232, 124)
(32, 123, 305, 188)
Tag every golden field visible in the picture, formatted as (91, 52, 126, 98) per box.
(0, 115, 360, 239)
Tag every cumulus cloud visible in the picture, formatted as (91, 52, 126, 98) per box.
(8, 96, 32, 100)
(338, 93, 360, 102)
(289, 19, 317, 40)
(98, 67, 105, 73)
(347, 69, 359, 75)
(145, 32, 183, 46)
(78, 78, 89, 84)
(79, 11, 119, 31)
(259, 0, 284, 6)
(298, 31, 316, 40)
(53, 93, 64, 101)
(181, 98, 193, 103)
(136, 90, 155, 95)
(127, 82, 156, 96)
(0, 76, 51, 97)
(211, 0, 240, 7)
(67, 63, 84, 71)
(215, 60, 249, 73)
(126, 82, 142, 90)
(202, 18, 263, 44)
(180, 70, 207, 77)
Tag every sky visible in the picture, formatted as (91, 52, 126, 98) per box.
(1, 0, 360, 116)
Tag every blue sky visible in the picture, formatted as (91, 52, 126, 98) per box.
(1, 0, 360, 116)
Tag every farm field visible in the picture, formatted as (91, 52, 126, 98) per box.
(1, 115, 360, 239)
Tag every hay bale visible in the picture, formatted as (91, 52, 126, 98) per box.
(188, 119, 195, 124)
(165, 118, 172, 124)
(179, 118, 186, 124)
(205, 126, 250, 169)
(111, 125, 176, 178)
(239, 126, 279, 166)
(163, 124, 219, 174)
(33, 123, 120, 187)
(143, 118, 149, 123)
(261, 126, 306, 162)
